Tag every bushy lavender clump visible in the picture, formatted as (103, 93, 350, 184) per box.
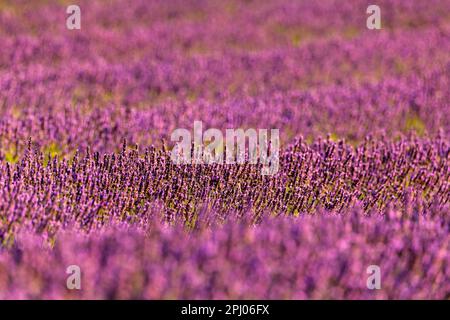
(0, 203, 448, 300)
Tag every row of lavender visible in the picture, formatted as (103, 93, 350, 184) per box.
(0, 136, 448, 243)
(1, 63, 449, 157)
(2, 0, 449, 62)
(1, 203, 448, 299)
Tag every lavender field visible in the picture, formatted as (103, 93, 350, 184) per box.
(0, 0, 449, 299)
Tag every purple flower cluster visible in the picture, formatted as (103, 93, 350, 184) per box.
(0, 0, 448, 299)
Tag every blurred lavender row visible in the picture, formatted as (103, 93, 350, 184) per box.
(1, 203, 448, 299)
